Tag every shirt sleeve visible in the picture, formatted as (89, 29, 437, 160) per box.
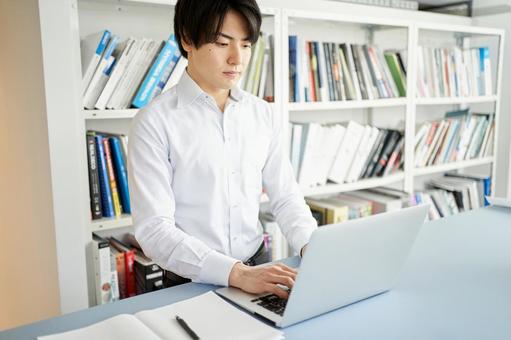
(128, 108, 238, 286)
(261, 103, 318, 255)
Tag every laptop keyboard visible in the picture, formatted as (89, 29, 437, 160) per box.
(251, 294, 288, 316)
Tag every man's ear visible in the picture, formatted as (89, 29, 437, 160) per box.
(181, 33, 193, 53)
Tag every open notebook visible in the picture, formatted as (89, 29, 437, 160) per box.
(38, 291, 284, 340)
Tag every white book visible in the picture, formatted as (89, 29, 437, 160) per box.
(317, 124, 345, 186)
(466, 116, 488, 159)
(478, 116, 493, 158)
(456, 116, 477, 161)
(95, 38, 138, 110)
(310, 125, 333, 186)
(162, 57, 188, 93)
(298, 123, 321, 188)
(346, 126, 379, 183)
(328, 120, 365, 184)
(81, 30, 111, 95)
(317, 42, 329, 102)
(471, 49, 480, 96)
(290, 124, 303, 179)
(107, 39, 150, 109)
(83, 35, 120, 108)
(343, 43, 362, 100)
(120, 40, 163, 109)
(421, 120, 446, 167)
(38, 292, 283, 340)
(414, 123, 430, 153)
(92, 235, 115, 305)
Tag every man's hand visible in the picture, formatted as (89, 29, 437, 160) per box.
(228, 262, 297, 299)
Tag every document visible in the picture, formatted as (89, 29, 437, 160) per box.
(38, 291, 284, 340)
(486, 196, 511, 209)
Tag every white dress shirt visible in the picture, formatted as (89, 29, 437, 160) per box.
(128, 71, 317, 287)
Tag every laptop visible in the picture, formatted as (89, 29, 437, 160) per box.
(216, 204, 429, 328)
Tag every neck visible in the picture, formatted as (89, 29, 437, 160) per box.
(186, 68, 230, 112)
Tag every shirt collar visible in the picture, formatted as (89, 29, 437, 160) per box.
(176, 69, 245, 109)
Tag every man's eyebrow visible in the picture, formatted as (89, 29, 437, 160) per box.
(218, 32, 251, 41)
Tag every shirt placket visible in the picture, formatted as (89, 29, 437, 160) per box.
(223, 102, 243, 258)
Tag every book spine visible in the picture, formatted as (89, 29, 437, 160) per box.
(86, 134, 102, 219)
(95, 134, 114, 217)
(109, 137, 131, 214)
(132, 36, 178, 108)
(103, 138, 122, 216)
(125, 250, 136, 297)
(288, 36, 298, 102)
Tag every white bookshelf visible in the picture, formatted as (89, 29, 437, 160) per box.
(36, 0, 504, 312)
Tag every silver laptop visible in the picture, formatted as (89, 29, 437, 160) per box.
(216, 204, 429, 328)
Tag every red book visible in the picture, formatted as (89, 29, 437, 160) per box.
(110, 237, 136, 298)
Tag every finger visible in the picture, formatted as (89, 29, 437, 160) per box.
(265, 283, 289, 299)
(268, 273, 295, 289)
(275, 263, 298, 275)
(270, 264, 297, 279)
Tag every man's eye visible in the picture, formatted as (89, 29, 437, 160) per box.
(243, 44, 252, 49)
(216, 42, 228, 47)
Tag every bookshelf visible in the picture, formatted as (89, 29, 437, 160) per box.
(37, 0, 504, 312)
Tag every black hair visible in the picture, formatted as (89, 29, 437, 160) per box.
(174, 0, 262, 58)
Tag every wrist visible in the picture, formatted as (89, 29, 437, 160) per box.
(228, 262, 248, 288)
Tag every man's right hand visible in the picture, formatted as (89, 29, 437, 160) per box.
(228, 262, 297, 299)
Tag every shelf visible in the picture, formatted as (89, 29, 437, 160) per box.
(90, 214, 133, 232)
(413, 157, 494, 176)
(300, 172, 405, 197)
(84, 109, 138, 120)
(415, 95, 498, 106)
(288, 98, 407, 111)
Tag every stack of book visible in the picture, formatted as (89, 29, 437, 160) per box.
(82, 30, 274, 110)
(86, 131, 130, 220)
(290, 120, 404, 188)
(92, 233, 164, 305)
(82, 31, 186, 110)
(414, 109, 494, 168)
(239, 32, 275, 102)
(306, 188, 411, 226)
(416, 46, 492, 98)
(413, 172, 491, 220)
(288, 36, 407, 102)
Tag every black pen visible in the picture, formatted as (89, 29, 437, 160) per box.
(175, 315, 200, 340)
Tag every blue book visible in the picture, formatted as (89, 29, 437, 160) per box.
(150, 45, 182, 100)
(132, 35, 180, 108)
(479, 47, 490, 95)
(109, 137, 131, 214)
(288, 35, 299, 102)
(95, 134, 114, 217)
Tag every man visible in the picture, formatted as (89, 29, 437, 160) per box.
(128, 0, 317, 299)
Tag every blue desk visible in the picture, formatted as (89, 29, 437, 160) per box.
(2, 206, 511, 340)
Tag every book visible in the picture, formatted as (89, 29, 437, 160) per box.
(110, 237, 136, 298)
(38, 292, 284, 340)
(103, 137, 122, 216)
(92, 234, 118, 305)
(94, 134, 114, 218)
(132, 34, 180, 108)
(83, 35, 120, 108)
(134, 252, 163, 295)
(109, 137, 131, 214)
(348, 189, 403, 214)
(95, 38, 138, 110)
(81, 30, 111, 94)
(306, 197, 349, 225)
(86, 133, 102, 219)
(110, 246, 126, 299)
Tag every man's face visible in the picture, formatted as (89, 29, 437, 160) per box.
(182, 10, 253, 93)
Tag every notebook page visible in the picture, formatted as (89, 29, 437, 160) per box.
(135, 291, 284, 340)
(38, 314, 161, 340)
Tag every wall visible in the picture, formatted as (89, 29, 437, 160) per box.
(0, 0, 61, 330)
